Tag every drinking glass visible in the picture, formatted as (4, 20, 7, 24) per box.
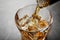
(15, 4, 53, 40)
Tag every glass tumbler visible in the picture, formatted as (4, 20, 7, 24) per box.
(15, 4, 53, 40)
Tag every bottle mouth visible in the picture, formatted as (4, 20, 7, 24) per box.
(15, 4, 53, 33)
(36, 0, 50, 7)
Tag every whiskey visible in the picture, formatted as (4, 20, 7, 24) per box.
(32, 0, 50, 18)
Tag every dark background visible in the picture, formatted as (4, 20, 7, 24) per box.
(50, 0, 60, 4)
(47, 1, 60, 40)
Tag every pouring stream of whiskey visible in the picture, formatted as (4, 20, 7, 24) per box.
(32, 0, 49, 18)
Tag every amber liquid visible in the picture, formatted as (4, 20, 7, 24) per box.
(33, 0, 50, 17)
(18, 28, 50, 40)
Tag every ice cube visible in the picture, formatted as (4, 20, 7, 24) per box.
(18, 15, 29, 26)
(28, 26, 37, 32)
(21, 24, 28, 30)
(37, 20, 49, 32)
(28, 21, 34, 26)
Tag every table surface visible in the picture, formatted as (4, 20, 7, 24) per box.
(0, 0, 60, 40)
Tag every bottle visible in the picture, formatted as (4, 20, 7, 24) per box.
(36, 0, 60, 7)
